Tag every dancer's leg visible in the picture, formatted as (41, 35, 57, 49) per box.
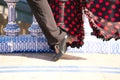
(27, 0, 66, 45)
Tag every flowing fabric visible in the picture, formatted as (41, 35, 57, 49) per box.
(85, 0, 120, 41)
(48, 0, 120, 48)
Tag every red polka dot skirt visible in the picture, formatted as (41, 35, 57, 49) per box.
(85, 0, 120, 41)
(48, 0, 120, 48)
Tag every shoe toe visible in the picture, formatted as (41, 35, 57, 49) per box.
(52, 36, 67, 61)
(52, 53, 63, 61)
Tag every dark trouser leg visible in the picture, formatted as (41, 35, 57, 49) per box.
(27, 0, 66, 45)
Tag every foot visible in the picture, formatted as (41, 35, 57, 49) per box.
(52, 35, 75, 61)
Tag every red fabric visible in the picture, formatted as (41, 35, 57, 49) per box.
(85, 0, 120, 40)
(48, 0, 120, 48)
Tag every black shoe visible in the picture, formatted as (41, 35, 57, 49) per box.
(52, 35, 68, 61)
(52, 35, 76, 61)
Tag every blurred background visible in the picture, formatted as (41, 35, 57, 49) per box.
(0, 0, 32, 35)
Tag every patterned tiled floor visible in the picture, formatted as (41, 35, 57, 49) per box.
(0, 53, 120, 80)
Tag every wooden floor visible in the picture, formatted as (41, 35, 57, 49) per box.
(0, 53, 120, 80)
